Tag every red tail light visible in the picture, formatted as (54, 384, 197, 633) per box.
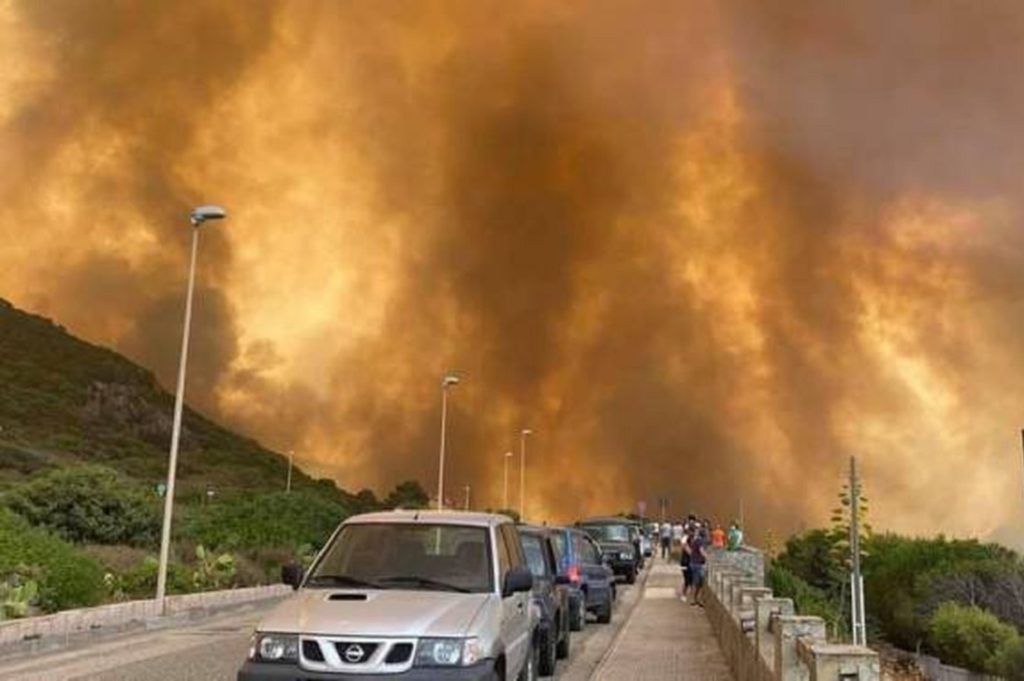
(567, 565, 581, 584)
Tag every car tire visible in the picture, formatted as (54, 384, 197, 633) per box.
(596, 596, 612, 624)
(556, 623, 571, 660)
(569, 597, 584, 632)
(538, 626, 557, 677)
(625, 568, 637, 585)
(518, 639, 540, 681)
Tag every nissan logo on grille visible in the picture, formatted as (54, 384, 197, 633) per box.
(343, 644, 366, 663)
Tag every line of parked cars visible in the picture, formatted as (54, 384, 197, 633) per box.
(236, 511, 651, 681)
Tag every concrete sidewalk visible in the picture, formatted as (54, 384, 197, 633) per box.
(592, 557, 734, 681)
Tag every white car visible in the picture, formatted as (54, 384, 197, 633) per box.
(238, 511, 539, 681)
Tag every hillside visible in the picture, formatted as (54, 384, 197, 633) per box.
(0, 298, 319, 498)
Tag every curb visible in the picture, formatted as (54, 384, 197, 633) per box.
(0, 584, 291, 654)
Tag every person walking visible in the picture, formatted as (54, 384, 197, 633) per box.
(659, 521, 672, 559)
(688, 527, 708, 607)
(678, 527, 692, 602)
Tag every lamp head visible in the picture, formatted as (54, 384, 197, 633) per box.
(442, 375, 460, 388)
(521, 428, 533, 437)
(190, 205, 227, 226)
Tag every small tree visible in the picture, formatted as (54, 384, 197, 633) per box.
(828, 477, 871, 569)
(384, 481, 429, 509)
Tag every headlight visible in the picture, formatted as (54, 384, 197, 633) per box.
(620, 551, 632, 559)
(415, 637, 483, 666)
(249, 632, 299, 663)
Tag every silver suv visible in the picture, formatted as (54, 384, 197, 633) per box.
(237, 511, 539, 680)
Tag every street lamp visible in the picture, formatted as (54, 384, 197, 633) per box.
(436, 374, 460, 510)
(519, 428, 532, 521)
(503, 451, 513, 510)
(155, 204, 227, 610)
(286, 450, 294, 493)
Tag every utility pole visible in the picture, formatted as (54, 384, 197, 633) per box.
(463, 485, 471, 511)
(849, 456, 866, 646)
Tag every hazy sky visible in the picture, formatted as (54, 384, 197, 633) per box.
(3, 0, 1024, 542)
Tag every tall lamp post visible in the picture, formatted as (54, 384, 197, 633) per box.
(519, 428, 532, 521)
(436, 375, 460, 510)
(503, 451, 513, 510)
(286, 450, 294, 493)
(463, 484, 471, 511)
(155, 205, 226, 610)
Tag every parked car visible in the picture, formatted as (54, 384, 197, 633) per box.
(549, 526, 615, 625)
(237, 510, 540, 681)
(518, 526, 572, 677)
(578, 517, 641, 584)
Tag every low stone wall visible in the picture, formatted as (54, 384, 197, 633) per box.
(705, 548, 880, 681)
(0, 584, 291, 651)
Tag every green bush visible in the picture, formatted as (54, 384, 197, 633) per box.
(179, 490, 347, 552)
(0, 507, 104, 611)
(928, 602, 1018, 674)
(995, 637, 1024, 681)
(768, 563, 845, 639)
(106, 555, 192, 600)
(5, 465, 159, 546)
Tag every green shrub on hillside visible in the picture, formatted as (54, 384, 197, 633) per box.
(994, 637, 1024, 681)
(768, 563, 845, 638)
(928, 603, 1019, 675)
(5, 465, 160, 546)
(179, 490, 347, 552)
(863, 534, 1018, 650)
(0, 507, 104, 611)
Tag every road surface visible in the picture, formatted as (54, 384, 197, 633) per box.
(0, 566, 649, 681)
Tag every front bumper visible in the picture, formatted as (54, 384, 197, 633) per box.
(237, 660, 496, 681)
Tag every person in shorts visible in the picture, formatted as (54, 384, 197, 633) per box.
(687, 528, 708, 607)
(679, 527, 692, 601)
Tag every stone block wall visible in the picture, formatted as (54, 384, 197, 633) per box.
(705, 548, 880, 681)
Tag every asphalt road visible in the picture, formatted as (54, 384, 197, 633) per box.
(0, 565, 648, 681)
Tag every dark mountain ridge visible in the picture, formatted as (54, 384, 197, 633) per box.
(0, 297, 317, 497)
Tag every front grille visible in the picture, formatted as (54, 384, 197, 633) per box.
(302, 640, 325, 662)
(385, 642, 414, 664)
(333, 641, 379, 665)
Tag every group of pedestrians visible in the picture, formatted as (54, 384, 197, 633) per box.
(653, 516, 744, 608)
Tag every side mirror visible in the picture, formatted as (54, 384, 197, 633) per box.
(555, 574, 571, 586)
(503, 567, 534, 597)
(281, 562, 305, 590)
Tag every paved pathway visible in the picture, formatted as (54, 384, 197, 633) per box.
(591, 556, 734, 681)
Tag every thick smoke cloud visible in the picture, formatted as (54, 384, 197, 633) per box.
(3, 0, 1024, 542)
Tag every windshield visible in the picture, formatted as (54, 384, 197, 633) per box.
(307, 523, 493, 593)
(581, 524, 631, 542)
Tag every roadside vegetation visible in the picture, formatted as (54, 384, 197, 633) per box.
(0, 463, 429, 620)
(769, 479, 1024, 678)
(0, 298, 430, 620)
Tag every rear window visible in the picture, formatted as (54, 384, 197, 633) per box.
(550, 532, 567, 561)
(581, 524, 630, 542)
(520, 534, 548, 578)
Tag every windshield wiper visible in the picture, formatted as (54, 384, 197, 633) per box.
(377, 576, 471, 593)
(306, 574, 382, 589)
